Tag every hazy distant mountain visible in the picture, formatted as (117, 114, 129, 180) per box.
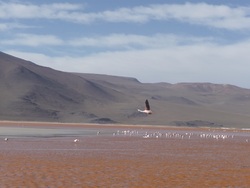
(1, 51, 250, 128)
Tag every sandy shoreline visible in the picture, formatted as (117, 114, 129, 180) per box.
(1, 121, 250, 187)
(2, 120, 250, 131)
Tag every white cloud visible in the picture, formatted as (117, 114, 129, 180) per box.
(1, 34, 64, 46)
(0, 23, 10, 31)
(0, 2, 83, 19)
(69, 34, 153, 48)
(69, 33, 215, 49)
(2, 32, 213, 49)
(1, 2, 250, 30)
(0, 22, 31, 31)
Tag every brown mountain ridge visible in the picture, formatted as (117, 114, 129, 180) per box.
(1, 51, 250, 128)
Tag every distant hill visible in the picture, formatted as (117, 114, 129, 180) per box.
(1, 51, 250, 128)
(0, 52, 127, 122)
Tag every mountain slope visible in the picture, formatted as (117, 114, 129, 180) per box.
(76, 74, 250, 128)
(1, 52, 250, 128)
(0, 52, 127, 122)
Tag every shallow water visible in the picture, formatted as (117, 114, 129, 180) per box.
(0, 125, 118, 139)
(0, 124, 250, 187)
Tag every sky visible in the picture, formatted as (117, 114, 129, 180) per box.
(1, 0, 250, 88)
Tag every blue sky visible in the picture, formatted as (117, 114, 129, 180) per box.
(1, 0, 250, 88)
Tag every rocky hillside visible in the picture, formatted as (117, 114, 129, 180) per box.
(1, 52, 250, 128)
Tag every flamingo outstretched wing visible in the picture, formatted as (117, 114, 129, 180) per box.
(145, 99, 150, 110)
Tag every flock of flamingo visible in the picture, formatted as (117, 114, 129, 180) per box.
(108, 129, 250, 143)
(2, 129, 249, 143)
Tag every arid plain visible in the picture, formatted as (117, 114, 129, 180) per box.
(1, 121, 250, 187)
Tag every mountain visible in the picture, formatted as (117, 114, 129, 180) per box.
(1, 51, 250, 128)
(0, 52, 128, 122)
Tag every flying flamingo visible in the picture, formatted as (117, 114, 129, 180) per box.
(138, 99, 152, 114)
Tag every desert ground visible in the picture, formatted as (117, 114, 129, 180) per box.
(0, 121, 250, 187)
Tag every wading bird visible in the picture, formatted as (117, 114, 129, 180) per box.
(74, 139, 79, 143)
(138, 99, 152, 114)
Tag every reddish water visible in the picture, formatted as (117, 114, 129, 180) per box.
(0, 124, 250, 187)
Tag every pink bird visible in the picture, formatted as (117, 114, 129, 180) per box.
(138, 99, 152, 114)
